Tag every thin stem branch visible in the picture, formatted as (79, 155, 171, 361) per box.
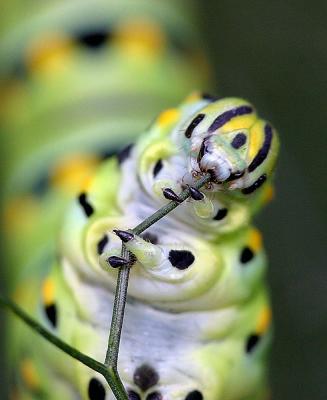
(0, 296, 105, 374)
(104, 173, 212, 396)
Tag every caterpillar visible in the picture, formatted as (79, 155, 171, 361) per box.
(7, 94, 279, 400)
(0, 2, 280, 400)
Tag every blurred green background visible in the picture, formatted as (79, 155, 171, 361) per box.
(1, 0, 326, 399)
(202, 1, 326, 399)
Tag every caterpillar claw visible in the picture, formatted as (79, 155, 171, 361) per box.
(188, 186, 204, 201)
(162, 188, 183, 203)
(107, 255, 130, 268)
(113, 229, 134, 242)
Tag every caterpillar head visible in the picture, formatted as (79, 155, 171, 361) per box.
(183, 98, 279, 194)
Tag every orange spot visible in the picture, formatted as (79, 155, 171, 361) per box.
(20, 359, 40, 390)
(248, 228, 262, 252)
(157, 108, 180, 127)
(114, 19, 166, 57)
(26, 33, 73, 75)
(42, 277, 54, 306)
(263, 184, 275, 204)
(256, 306, 272, 334)
(50, 154, 100, 194)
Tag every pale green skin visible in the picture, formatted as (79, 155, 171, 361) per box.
(11, 96, 278, 399)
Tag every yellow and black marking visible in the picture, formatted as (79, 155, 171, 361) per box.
(240, 229, 262, 265)
(41, 277, 57, 329)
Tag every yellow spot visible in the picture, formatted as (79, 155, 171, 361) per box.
(26, 33, 73, 75)
(263, 184, 275, 204)
(50, 154, 100, 194)
(248, 120, 265, 161)
(20, 359, 40, 390)
(42, 277, 54, 306)
(256, 306, 272, 334)
(183, 91, 202, 104)
(157, 108, 180, 128)
(114, 19, 166, 57)
(3, 196, 39, 234)
(248, 228, 262, 252)
(220, 114, 256, 133)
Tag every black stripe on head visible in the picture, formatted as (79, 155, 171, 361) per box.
(248, 124, 273, 172)
(185, 114, 205, 138)
(242, 174, 267, 195)
(231, 133, 247, 149)
(208, 105, 253, 133)
(78, 193, 94, 217)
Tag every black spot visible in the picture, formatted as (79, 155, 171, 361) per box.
(242, 174, 267, 195)
(133, 364, 159, 392)
(128, 390, 141, 400)
(78, 192, 94, 217)
(185, 390, 203, 400)
(153, 159, 163, 177)
(117, 144, 134, 165)
(213, 208, 228, 220)
(97, 235, 108, 255)
(142, 232, 158, 244)
(208, 105, 253, 133)
(168, 250, 195, 270)
(248, 124, 273, 172)
(245, 334, 260, 353)
(77, 30, 109, 50)
(146, 391, 162, 400)
(231, 133, 247, 149)
(88, 378, 106, 400)
(185, 114, 205, 138)
(240, 247, 254, 264)
(45, 303, 57, 328)
(202, 93, 218, 102)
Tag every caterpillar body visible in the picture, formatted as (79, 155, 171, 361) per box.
(12, 94, 279, 400)
(1, 2, 280, 400)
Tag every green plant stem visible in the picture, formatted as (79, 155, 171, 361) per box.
(104, 173, 212, 397)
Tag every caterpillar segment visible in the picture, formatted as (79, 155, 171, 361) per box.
(11, 96, 279, 399)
